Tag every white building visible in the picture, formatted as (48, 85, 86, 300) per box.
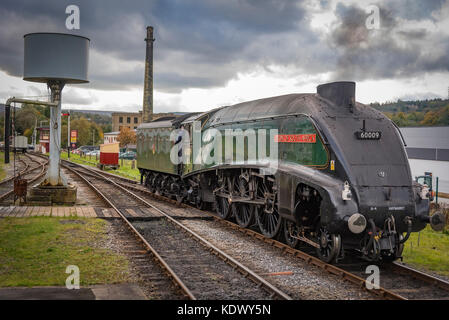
(104, 132, 119, 144)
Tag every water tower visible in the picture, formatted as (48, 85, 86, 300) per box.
(23, 33, 89, 203)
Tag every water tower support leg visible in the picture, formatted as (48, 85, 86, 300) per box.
(48, 81, 64, 186)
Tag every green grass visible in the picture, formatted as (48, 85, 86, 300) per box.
(402, 225, 449, 277)
(0, 151, 15, 181)
(0, 151, 5, 180)
(60, 152, 139, 180)
(0, 217, 131, 287)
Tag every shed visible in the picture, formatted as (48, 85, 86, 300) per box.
(99, 142, 119, 169)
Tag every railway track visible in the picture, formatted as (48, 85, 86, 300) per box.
(0, 153, 48, 202)
(60, 159, 292, 300)
(336, 258, 449, 300)
(30, 153, 449, 300)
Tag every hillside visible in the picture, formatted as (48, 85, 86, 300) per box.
(370, 99, 449, 127)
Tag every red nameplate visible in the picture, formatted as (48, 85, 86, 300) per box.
(274, 134, 316, 143)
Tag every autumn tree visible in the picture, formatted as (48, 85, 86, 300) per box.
(420, 111, 439, 126)
(117, 127, 136, 147)
(63, 117, 104, 147)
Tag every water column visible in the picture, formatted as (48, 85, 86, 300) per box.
(48, 81, 65, 185)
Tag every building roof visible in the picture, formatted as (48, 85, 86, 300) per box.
(111, 111, 142, 115)
(399, 126, 449, 149)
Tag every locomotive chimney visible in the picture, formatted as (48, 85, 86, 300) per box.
(143, 26, 155, 123)
(317, 81, 355, 110)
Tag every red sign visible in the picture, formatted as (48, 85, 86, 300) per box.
(274, 134, 316, 143)
(70, 130, 78, 143)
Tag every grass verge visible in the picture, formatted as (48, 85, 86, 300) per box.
(60, 152, 139, 180)
(402, 225, 449, 277)
(0, 151, 5, 180)
(0, 217, 130, 287)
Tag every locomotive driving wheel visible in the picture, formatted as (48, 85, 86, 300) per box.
(215, 175, 231, 219)
(232, 175, 255, 228)
(255, 177, 282, 238)
(316, 225, 341, 263)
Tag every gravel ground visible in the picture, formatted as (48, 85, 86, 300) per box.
(100, 219, 186, 300)
(61, 167, 109, 207)
(181, 219, 379, 300)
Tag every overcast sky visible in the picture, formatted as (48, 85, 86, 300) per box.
(1, 0, 448, 113)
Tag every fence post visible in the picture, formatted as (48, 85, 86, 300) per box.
(436, 177, 439, 205)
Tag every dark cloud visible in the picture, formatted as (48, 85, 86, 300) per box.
(0, 0, 448, 97)
(330, 2, 449, 81)
(0, 0, 316, 93)
(396, 29, 428, 40)
(384, 0, 445, 21)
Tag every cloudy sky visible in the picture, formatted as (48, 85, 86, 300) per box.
(1, 0, 449, 113)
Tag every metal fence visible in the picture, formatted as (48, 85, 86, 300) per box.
(406, 147, 449, 161)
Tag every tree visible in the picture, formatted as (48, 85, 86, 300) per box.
(67, 117, 104, 147)
(420, 111, 439, 126)
(117, 127, 136, 147)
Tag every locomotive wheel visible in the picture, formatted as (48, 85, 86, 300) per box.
(316, 226, 341, 263)
(381, 234, 404, 263)
(283, 220, 300, 248)
(232, 177, 255, 228)
(234, 203, 255, 228)
(215, 196, 231, 219)
(195, 197, 205, 210)
(256, 205, 282, 238)
(255, 177, 281, 238)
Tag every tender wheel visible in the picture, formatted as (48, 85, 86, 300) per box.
(316, 225, 341, 263)
(144, 173, 155, 193)
(155, 177, 162, 195)
(283, 220, 300, 248)
(232, 177, 255, 228)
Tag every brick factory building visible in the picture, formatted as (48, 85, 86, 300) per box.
(111, 111, 177, 132)
(111, 111, 143, 132)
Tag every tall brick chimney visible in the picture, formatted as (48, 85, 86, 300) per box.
(143, 26, 154, 122)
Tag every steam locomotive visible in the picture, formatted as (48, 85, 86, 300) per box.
(136, 81, 444, 263)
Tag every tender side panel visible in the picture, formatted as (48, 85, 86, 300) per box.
(137, 125, 177, 175)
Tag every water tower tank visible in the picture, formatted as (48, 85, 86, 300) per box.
(23, 33, 89, 83)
